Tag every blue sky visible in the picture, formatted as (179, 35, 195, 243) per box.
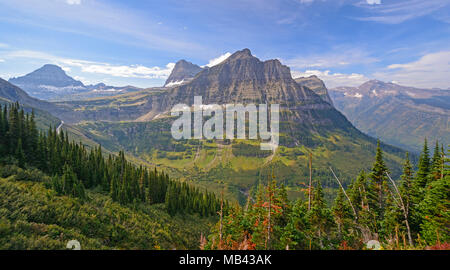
(0, 0, 449, 88)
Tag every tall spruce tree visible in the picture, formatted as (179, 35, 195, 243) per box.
(367, 140, 390, 223)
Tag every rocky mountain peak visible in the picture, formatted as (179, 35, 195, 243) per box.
(165, 49, 327, 109)
(164, 60, 203, 87)
(10, 64, 84, 88)
(224, 48, 253, 62)
(8, 64, 86, 100)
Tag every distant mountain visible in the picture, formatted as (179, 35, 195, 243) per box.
(164, 60, 203, 87)
(8, 64, 142, 101)
(330, 80, 450, 152)
(9, 64, 87, 100)
(294, 75, 334, 106)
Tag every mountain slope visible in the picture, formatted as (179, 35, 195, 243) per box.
(330, 80, 450, 152)
(0, 78, 65, 116)
(0, 78, 107, 150)
(0, 168, 213, 250)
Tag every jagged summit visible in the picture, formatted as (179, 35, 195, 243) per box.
(164, 60, 203, 87)
(162, 48, 331, 115)
(224, 48, 253, 62)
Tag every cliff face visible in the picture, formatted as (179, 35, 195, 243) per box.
(295, 75, 334, 106)
(166, 49, 324, 105)
(156, 49, 350, 130)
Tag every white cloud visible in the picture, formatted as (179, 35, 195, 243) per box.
(291, 69, 370, 88)
(366, 0, 381, 5)
(285, 48, 378, 69)
(373, 51, 450, 89)
(61, 66, 71, 72)
(0, 43, 9, 48)
(0, 59, 4, 63)
(356, 0, 448, 24)
(66, 0, 81, 5)
(203, 52, 232, 68)
(298, 0, 315, 3)
(75, 62, 175, 79)
(0, 49, 176, 80)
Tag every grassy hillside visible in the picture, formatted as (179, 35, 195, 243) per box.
(76, 118, 408, 204)
(0, 166, 214, 250)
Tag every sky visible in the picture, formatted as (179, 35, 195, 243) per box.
(0, 0, 449, 89)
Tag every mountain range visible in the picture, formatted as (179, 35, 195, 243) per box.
(8, 64, 142, 101)
(329, 80, 450, 152)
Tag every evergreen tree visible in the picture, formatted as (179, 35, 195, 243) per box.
(418, 147, 449, 244)
(367, 140, 390, 224)
(411, 139, 432, 234)
(332, 188, 355, 247)
(15, 138, 25, 168)
(431, 141, 443, 181)
(308, 180, 334, 249)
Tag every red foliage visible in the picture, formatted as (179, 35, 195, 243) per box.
(426, 242, 450, 250)
(338, 241, 354, 250)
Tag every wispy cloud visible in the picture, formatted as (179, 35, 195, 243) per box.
(373, 51, 450, 88)
(202, 52, 232, 67)
(0, 0, 206, 55)
(284, 47, 378, 69)
(355, 0, 449, 24)
(366, 0, 381, 5)
(0, 59, 4, 63)
(66, 0, 81, 5)
(0, 49, 175, 80)
(291, 69, 370, 88)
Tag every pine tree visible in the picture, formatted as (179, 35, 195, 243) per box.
(411, 139, 432, 234)
(418, 147, 449, 244)
(416, 138, 431, 188)
(308, 180, 334, 249)
(431, 141, 443, 181)
(332, 188, 354, 246)
(15, 138, 25, 168)
(367, 140, 390, 222)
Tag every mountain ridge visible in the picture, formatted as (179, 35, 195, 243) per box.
(329, 80, 450, 152)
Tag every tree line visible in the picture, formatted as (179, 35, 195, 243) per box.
(205, 140, 449, 250)
(0, 103, 220, 217)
